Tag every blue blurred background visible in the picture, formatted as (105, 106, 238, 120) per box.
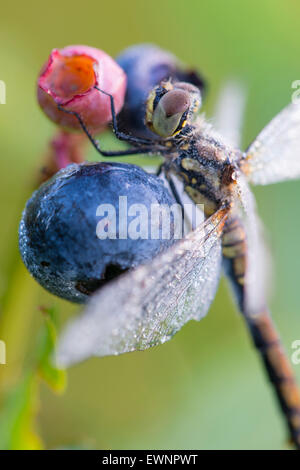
(0, 0, 300, 450)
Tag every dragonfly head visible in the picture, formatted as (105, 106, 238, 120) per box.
(145, 80, 201, 138)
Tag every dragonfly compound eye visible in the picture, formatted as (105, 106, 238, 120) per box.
(146, 81, 202, 138)
(149, 89, 191, 138)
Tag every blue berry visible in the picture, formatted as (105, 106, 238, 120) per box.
(19, 162, 177, 304)
(116, 44, 205, 139)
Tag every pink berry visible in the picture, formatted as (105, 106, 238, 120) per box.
(37, 45, 127, 132)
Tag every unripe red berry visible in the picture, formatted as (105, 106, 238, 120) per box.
(37, 45, 127, 132)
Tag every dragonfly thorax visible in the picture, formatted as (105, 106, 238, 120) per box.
(167, 130, 240, 216)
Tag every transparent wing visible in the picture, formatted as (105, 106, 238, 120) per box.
(235, 173, 271, 316)
(214, 80, 247, 149)
(244, 102, 300, 185)
(57, 207, 229, 367)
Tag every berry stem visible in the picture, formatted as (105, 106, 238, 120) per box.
(39, 130, 88, 184)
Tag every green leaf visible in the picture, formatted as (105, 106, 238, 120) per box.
(0, 372, 43, 450)
(37, 307, 67, 393)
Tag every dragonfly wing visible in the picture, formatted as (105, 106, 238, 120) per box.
(144, 166, 205, 233)
(214, 80, 247, 149)
(235, 174, 272, 316)
(244, 102, 300, 185)
(57, 207, 228, 367)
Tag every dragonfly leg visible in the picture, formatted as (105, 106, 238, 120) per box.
(57, 105, 156, 157)
(94, 86, 157, 147)
(222, 215, 300, 449)
(156, 164, 163, 177)
(164, 171, 186, 234)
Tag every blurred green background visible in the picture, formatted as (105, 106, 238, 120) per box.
(1, 0, 300, 450)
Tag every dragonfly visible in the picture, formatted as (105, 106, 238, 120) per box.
(57, 79, 300, 449)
